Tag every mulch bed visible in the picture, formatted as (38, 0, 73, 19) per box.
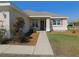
(1, 32, 39, 46)
(25, 32, 39, 46)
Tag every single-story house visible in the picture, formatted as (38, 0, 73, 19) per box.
(0, 2, 68, 38)
(24, 10, 68, 32)
(73, 20, 79, 29)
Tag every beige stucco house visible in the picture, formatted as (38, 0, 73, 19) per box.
(25, 10, 68, 32)
(0, 2, 68, 38)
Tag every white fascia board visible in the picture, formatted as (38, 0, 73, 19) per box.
(50, 17, 69, 18)
(0, 3, 11, 6)
(29, 16, 68, 18)
(29, 16, 51, 17)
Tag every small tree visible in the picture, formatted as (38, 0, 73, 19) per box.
(12, 17, 25, 43)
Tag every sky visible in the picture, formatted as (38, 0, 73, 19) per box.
(12, 1, 79, 22)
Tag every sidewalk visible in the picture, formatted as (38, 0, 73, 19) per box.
(33, 31, 54, 56)
(0, 45, 34, 55)
(3, 45, 34, 55)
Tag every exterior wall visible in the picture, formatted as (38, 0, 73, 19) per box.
(51, 18, 68, 31)
(0, 6, 11, 38)
(3, 11, 11, 38)
(0, 12, 4, 29)
(9, 7, 30, 34)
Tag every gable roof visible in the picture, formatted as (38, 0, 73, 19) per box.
(24, 10, 68, 18)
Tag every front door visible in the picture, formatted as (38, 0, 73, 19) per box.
(40, 20, 45, 30)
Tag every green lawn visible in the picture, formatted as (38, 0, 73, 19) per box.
(47, 32, 79, 57)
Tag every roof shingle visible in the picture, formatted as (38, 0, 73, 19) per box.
(24, 10, 67, 18)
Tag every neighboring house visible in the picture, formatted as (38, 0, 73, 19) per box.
(73, 20, 79, 29)
(0, 2, 30, 38)
(0, 2, 68, 38)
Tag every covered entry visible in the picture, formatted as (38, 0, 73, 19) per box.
(30, 17, 48, 31)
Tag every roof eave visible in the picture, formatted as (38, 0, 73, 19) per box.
(29, 16, 68, 19)
(0, 2, 11, 6)
(50, 17, 69, 18)
(29, 16, 51, 17)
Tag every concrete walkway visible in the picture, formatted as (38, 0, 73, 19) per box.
(33, 31, 54, 56)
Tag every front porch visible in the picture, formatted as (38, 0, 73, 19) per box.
(30, 17, 51, 31)
(30, 17, 67, 32)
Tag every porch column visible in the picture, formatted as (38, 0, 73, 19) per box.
(46, 18, 50, 31)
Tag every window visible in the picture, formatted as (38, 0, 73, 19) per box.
(32, 20, 38, 27)
(53, 20, 56, 25)
(57, 20, 61, 25)
(53, 19, 61, 25)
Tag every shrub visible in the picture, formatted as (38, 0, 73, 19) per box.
(32, 27, 37, 33)
(72, 30, 76, 33)
(0, 29, 6, 44)
(12, 17, 25, 43)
